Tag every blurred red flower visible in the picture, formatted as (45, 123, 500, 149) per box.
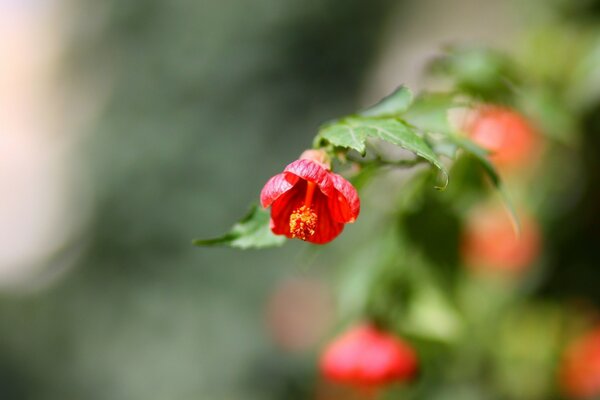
(260, 150, 359, 244)
(560, 327, 600, 399)
(466, 106, 539, 169)
(461, 206, 541, 275)
(320, 324, 418, 388)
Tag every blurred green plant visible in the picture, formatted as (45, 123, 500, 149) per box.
(197, 5, 600, 397)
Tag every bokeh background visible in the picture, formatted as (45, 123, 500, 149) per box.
(2, 0, 600, 399)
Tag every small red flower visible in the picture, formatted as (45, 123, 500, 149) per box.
(461, 206, 541, 275)
(260, 150, 360, 244)
(559, 327, 600, 399)
(320, 324, 418, 388)
(466, 106, 539, 169)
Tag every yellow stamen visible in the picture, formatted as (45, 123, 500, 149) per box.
(289, 205, 318, 240)
(289, 181, 318, 240)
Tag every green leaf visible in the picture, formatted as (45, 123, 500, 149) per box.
(450, 136, 520, 232)
(403, 286, 463, 342)
(318, 118, 369, 154)
(193, 205, 285, 249)
(517, 88, 577, 145)
(430, 47, 518, 102)
(318, 117, 449, 189)
(449, 136, 498, 186)
(404, 93, 458, 135)
(359, 86, 413, 117)
(569, 34, 600, 109)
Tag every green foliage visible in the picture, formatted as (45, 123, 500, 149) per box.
(448, 137, 519, 232)
(314, 86, 463, 189)
(195, 2, 600, 400)
(318, 116, 449, 188)
(199, 85, 512, 248)
(517, 87, 579, 145)
(359, 85, 414, 117)
(193, 205, 285, 249)
(402, 193, 461, 271)
(9, 1, 600, 400)
(430, 47, 518, 102)
(402, 285, 463, 343)
(448, 136, 498, 186)
(404, 93, 460, 135)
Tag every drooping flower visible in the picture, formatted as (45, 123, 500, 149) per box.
(260, 150, 360, 244)
(320, 324, 418, 388)
(559, 327, 600, 399)
(461, 205, 541, 275)
(466, 106, 539, 169)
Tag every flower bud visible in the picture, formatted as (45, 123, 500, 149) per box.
(320, 324, 418, 388)
(560, 327, 600, 398)
(466, 106, 539, 170)
(461, 205, 541, 275)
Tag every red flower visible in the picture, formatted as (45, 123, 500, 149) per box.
(461, 205, 541, 275)
(320, 324, 418, 388)
(260, 150, 360, 244)
(466, 106, 539, 169)
(560, 327, 600, 399)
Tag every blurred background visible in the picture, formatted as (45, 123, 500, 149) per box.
(1, 0, 600, 399)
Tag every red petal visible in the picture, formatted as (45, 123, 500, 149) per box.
(264, 159, 359, 244)
(328, 173, 360, 223)
(284, 159, 336, 197)
(309, 191, 344, 244)
(269, 182, 344, 244)
(359, 342, 396, 384)
(320, 326, 366, 382)
(284, 159, 359, 224)
(269, 184, 304, 237)
(328, 325, 417, 386)
(260, 172, 298, 208)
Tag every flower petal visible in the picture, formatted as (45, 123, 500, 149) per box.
(269, 184, 304, 236)
(262, 157, 360, 244)
(269, 183, 344, 244)
(328, 172, 360, 223)
(260, 172, 298, 208)
(309, 190, 344, 244)
(284, 159, 335, 197)
(323, 325, 417, 386)
(320, 325, 366, 382)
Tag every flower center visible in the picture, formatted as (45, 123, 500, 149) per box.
(289, 205, 317, 240)
(289, 181, 318, 240)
